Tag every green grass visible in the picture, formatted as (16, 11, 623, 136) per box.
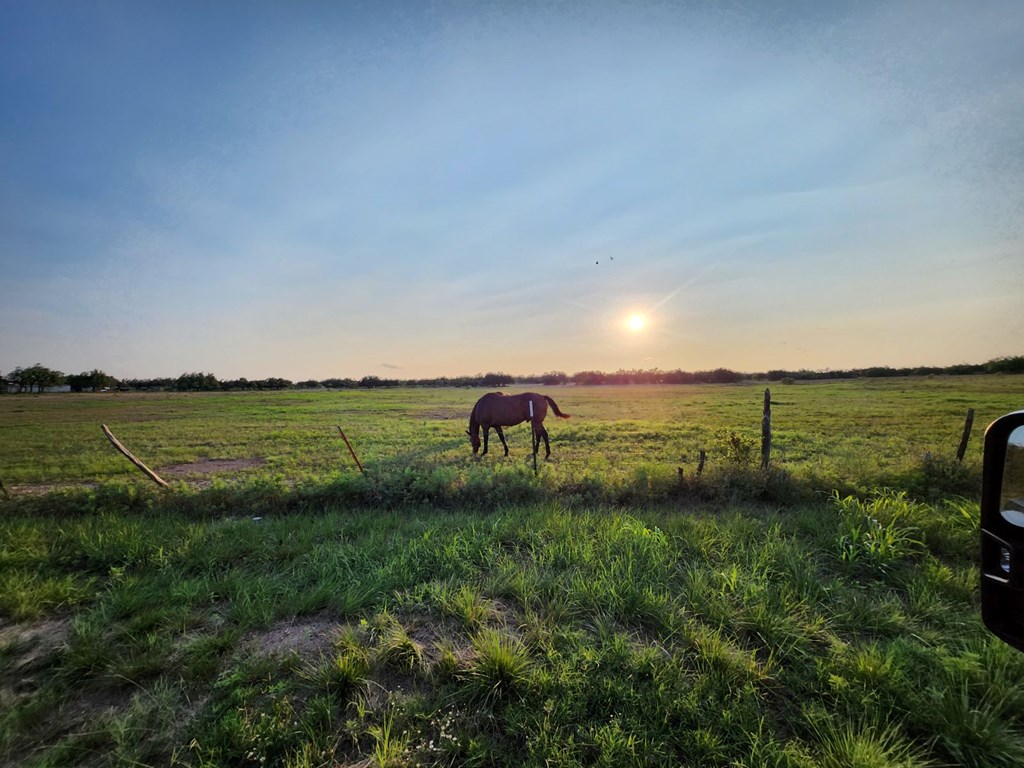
(2, 499, 1023, 766)
(0, 376, 1017, 496)
(1, 378, 1023, 765)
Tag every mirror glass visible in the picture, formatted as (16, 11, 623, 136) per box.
(1002, 426, 1024, 527)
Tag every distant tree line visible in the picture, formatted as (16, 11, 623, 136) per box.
(762, 356, 1024, 380)
(3, 357, 1022, 394)
(514, 357, 1024, 384)
(117, 371, 517, 391)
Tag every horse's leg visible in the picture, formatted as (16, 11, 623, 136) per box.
(482, 426, 490, 455)
(495, 426, 509, 456)
(531, 423, 540, 457)
(541, 427, 551, 457)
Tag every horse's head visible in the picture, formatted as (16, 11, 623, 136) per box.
(467, 428, 481, 454)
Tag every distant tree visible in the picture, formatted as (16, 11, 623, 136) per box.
(10, 364, 65, 393)
(605, 369, 642, 385)
(256, 378, 293, 390)
(985, 357, 1024, 374)
(122, 377, 173, 391)
(481, 372, 513, 387)
(539, 371, 568, 385)
(704, 368, 740, 384)
(854, 366, 898, 378)
(320, 377, 358, 389)
(7, 367, 23, 391)
(359, 376, 399, 388)
(572, 370, 606, 385)
(67, 369, 118, 392)
(409, 377, 448, 387)
(176, 372, 219, 391)
(661, 369, 694, 384)
(66, 372, 88, 392)
(295, 379, 322, 389)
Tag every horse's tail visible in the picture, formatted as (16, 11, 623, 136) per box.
(544, 395, 571, 418)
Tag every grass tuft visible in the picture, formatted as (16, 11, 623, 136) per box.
(464, 627, 533, 704)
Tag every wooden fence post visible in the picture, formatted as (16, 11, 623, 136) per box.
(530, 399, 538, 475)
(337, 427, 364, 473)
(957, 408, 975, 463)
(101, 424, 170, 488)
(760, 388, 772, 470)
(697, 448, 706, 475)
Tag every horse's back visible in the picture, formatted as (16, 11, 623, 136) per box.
(474, 391, 533, 426)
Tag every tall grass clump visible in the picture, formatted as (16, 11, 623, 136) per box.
(807, 719, 935, 768)
(832, 491, 925, 576)
(464, 627, 533, 704)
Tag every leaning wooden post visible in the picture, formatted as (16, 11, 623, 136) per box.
(101, 424, 170, 488)
(697, 448, 706, 476)
(760, 389, 772, 470)
(957, 408, 975, 463)
(0, 478, 9, 498)
(337, 427, 364, 473)
(529, 399, 537, 474)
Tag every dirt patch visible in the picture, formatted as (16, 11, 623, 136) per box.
(1, 617, 74, 726)
(415, 408, 465, 421)
(5, 482, 98, 496)
(159, 457, 267, 477)
(245, 615, 344, 659)
(0, 617, 72, 675)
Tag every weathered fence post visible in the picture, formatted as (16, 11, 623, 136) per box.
(760, 388, 772, 470)
(337, 427, 364, 473)
(101, 424, 170, 488)
(682, 449, 708, 481)
(530, 399, 537, 474)
(957, 408, 975, 463)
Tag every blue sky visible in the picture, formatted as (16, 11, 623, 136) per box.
(2, 0, 1022, 380)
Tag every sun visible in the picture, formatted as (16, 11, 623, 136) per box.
(626, 313, 647, 332)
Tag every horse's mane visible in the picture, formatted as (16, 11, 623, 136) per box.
(470, 392, 507, 430)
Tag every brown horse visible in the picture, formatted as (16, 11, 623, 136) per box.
(467, 392, 570, 457)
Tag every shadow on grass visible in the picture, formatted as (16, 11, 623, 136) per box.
(0, 451, 979, 520)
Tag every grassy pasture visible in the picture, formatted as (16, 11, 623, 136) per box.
(0, 376, 1019, 497)
(2, 376, 1024, 766)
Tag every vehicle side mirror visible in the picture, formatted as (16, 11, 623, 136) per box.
(981, 411, 1024, 651)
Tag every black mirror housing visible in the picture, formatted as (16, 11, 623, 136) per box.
(981, 410, 1024, 651)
